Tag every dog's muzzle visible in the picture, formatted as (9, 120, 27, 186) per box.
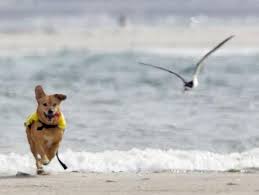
(44, 110, 55, 121)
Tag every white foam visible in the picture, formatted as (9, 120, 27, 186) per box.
(1, 148, 259, 176)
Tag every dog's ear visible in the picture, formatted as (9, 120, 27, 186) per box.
(35, 85, 46, 100)
(54, 94, 67, 101)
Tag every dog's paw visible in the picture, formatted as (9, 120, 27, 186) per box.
(42, 159, 50, 165)
(41, 155, 50, 165)
(37, 169, 47, 175)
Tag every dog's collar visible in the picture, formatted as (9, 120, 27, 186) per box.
(37, 120, 59, 131)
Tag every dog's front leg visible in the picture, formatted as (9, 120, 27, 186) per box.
(33, 141, 50, 174)
(26, 128, 38, 161)
(36, 143, 50, 165)
(25, 127, 45, 174)
(36, 159, 43, 174)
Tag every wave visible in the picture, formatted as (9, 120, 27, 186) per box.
(1, 148, 259, 176)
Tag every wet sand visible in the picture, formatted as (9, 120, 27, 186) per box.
(0, 172, 259, 195)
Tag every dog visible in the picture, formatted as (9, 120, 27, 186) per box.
(25, 85, 67, 175)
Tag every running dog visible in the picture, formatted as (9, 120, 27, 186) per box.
(25, 85, 67, 175)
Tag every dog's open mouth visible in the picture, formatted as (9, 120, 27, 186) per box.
(44, 112, 55, 121)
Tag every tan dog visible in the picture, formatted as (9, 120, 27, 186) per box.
(25, 85, 67, 175)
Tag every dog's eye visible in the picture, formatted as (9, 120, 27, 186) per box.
(53, 103, 57, 107)
(43, 103, 47, 107)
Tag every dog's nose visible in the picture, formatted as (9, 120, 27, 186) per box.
(48, 110, 54, 115)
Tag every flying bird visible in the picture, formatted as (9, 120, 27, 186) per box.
(139, 35, 234, 91)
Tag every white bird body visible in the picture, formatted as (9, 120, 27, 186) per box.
(192, 76, 199, 88)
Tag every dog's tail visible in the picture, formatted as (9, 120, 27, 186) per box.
(56, 151, 68, 170)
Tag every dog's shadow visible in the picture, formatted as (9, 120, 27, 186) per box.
(0, 172, 36, 179)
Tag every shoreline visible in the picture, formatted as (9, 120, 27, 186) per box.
(1, 172, 259, 195)
(0, 26, 258, 52)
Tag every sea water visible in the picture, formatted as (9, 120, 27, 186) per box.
(0, 0, 259, 175)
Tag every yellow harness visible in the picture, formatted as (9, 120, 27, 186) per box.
(24, 112, 66, 129)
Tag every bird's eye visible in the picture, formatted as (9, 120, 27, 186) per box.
(43, 103, 47, 107)
(53, 103, 57, 107)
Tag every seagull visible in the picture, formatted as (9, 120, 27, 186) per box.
(139, 35, 234, 91)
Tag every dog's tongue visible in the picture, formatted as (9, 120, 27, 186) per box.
(54, 112, 60, 118)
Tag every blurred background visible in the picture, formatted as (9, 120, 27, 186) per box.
(1, 0, 259, 30)
(1, 0, 259, 172)
(0, 0, 258, 49)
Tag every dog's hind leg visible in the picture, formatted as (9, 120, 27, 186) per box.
(45, 142, 60, 162)
(44, 131, 64, 162)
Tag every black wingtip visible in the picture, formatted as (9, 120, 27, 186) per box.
(226, 35, 235, 42)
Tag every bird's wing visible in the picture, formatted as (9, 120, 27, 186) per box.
(139, 62, 187, 84)
(193, 35, 234, 79)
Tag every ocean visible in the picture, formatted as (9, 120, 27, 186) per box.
(1, 0, 259, 175)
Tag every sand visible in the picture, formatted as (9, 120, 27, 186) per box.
(0, 172, 259, 195)
(0, 26, 258, 53)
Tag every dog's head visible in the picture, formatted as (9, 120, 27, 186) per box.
(35, 85, 66, 124)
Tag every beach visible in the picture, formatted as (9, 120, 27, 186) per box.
(0, 172, 259, 195)
(1, 1, 259, 194)
(0, 26, 258, 52)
